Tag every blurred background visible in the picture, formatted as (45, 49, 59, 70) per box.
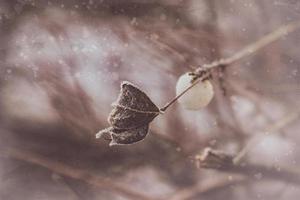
(0, 0, 300, 199)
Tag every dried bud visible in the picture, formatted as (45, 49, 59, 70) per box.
(96, 81, 159, 146)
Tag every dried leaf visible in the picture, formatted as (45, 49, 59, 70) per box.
(109, 81, 159, 129)
(96, 81, 159, 146)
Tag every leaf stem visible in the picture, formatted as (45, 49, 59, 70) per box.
(159, 78, 201, 112)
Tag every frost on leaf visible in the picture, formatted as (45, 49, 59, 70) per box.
(96, 81, 159, 146)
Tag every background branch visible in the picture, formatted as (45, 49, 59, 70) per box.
(234, 110, 300, 164)
(2, 147, 156, 200)
(196, 148, 300, 185)
(161, 21, 300, 112)
(199, 21, 300, 70)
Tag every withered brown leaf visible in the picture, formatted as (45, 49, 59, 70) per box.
(96, 81, 160, 146)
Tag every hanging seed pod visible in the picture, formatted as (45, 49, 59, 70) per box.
(96, 81, 159, 146)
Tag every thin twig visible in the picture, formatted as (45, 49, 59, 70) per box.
(199, 21, 300, 70)
(160, 76, 205, 112)
(196, 148, 300, 185)
(160, 21, 300, 112)
(227, 164, 300, 185)
(52, 174, 83, 200)
(168, 176, 247, 200)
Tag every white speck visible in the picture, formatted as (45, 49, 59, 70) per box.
(111, 72, 119, 81)
(113, 62, 119, 68)
(130, 17, 138, 26)
(276, 166, 281, 172)
(160, 14, 167, 21)
(292, 69, 298, 76)
(75, 72, 81, 78)
(209, 139, 217, 146)
(6, 69, 12, 74)
(72, 45, 80, 52)
(254, 172, 262, 180)
(150, 33, 159, 40)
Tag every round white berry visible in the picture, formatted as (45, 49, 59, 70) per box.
(176, 72, 214, 110)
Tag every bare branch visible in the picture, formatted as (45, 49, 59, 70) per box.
(199, 21, 300, 71)
(2, 147, 157, 200)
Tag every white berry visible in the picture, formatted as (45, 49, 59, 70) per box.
(176, 73, 214, 110)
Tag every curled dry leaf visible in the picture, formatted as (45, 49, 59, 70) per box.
(96, 81, 160, 146)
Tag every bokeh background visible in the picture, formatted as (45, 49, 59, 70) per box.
(1, 0, 300, 199)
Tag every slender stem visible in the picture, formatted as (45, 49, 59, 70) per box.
(200, 21, 300, 70)
(160, 77, 204, 112)
(160, 21, 300, 112)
